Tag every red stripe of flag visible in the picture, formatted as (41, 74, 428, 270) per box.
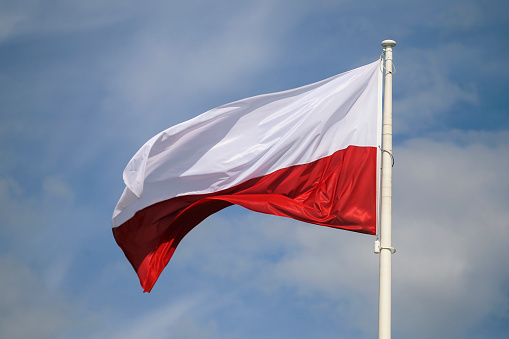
(113, 145, 376, 292)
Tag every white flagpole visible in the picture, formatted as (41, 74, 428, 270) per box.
(378, 39, 396, 339)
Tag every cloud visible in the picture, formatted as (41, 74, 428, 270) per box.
(0, 177, 50, 251)
(430, 1, 483, 30)
(101, 1, 302, 139)
(0, 0, 138, 42)
(394, 44, 479, 135)
(0, 256, 78, 339)
(391, 130, 509, 338)
(103, 294, 215, 339)
(42, 175, 75, 201)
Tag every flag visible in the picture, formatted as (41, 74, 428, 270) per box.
(112, 60, 382, 292)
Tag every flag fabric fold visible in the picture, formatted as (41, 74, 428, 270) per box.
(112, 60, 381, 292)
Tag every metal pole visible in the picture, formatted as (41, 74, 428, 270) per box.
(379, 39, 396, 339)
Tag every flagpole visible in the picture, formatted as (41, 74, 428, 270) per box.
(378, 39, 396, 339)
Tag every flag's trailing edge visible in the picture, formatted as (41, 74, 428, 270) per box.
(112, 60, 382, 292)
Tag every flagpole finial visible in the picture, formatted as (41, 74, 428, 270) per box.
(381, 40, 396, 48)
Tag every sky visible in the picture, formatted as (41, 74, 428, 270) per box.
(1, 0, 508, 338)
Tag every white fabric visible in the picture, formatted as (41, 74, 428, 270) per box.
(112, 60, 381, 227)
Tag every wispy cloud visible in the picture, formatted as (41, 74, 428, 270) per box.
(103, 294, 214, 339)
(0, 256, 77, 339)
(392, 131, 509, 338)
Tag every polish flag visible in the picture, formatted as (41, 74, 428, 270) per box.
(112, 60, 382, 292)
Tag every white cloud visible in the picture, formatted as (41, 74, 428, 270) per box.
(103, 294, 215, 339)
(0, 256, 76, 339)
(391, 130, 509, 338)
(42, 175, 75, 201)
(102, 1, 294, 135)
(430, 2, 483, 30)
(0, 178, 46, 235)
(394, 45, 479, 134)
(0, 0, 139, 42)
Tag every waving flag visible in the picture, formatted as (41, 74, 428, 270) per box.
(112, 60, 382, 292)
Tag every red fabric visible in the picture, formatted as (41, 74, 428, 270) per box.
(113, 145, 377, 292)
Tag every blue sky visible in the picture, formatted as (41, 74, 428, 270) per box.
(1, 0, 508, 338)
